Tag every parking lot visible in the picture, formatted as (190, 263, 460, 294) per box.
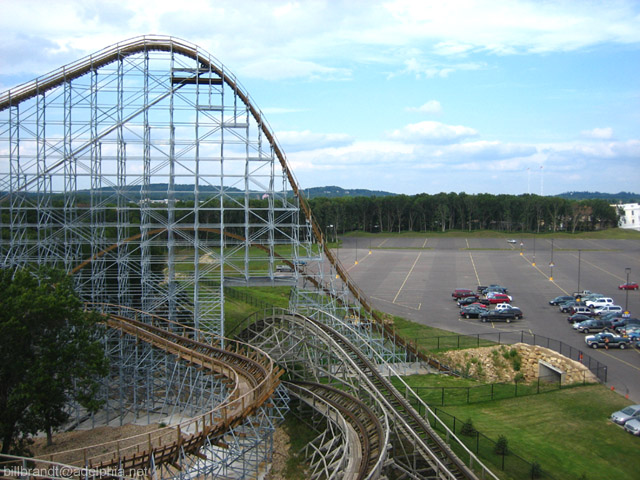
(337, 235, 640, 402)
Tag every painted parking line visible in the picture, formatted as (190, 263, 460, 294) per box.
(377, 238, 389, 248)
(393, 252, 422, 304)
(595, 350, 640, 373)
(520, 253, 571, 295)
(422, 238, 428, 248)
(468, 251, 481, 286)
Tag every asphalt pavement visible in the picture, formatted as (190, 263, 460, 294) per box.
(336, 235, 640, 402)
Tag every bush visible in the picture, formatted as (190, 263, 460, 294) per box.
(460, 418, 477, 436)
(494, 435, 509, 455)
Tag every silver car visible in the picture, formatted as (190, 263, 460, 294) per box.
(610, 404, 640, 425)
(624, 418, 640, 436)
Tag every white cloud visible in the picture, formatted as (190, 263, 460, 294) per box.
(276, 130, 354, 153)
(581, 127, 614, 140)
(2, 1, 639, 80)
(406, 100, 442, 114)
(388, 121, 477, 144)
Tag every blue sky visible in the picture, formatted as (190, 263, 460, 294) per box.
(1, 0, 639, 196)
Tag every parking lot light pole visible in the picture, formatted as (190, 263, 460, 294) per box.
(549, 238, 554, 281)
(532, 236, 536, 266)
(577, 249, 581, 293)
(625, 267, 631, 311)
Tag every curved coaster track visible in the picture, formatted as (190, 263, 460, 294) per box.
(0, 36, 498, 479)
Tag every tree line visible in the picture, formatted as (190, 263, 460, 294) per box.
(307, 193, 620, 235)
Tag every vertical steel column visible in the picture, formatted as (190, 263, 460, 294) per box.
(8, 103, 27, 265)
(192, 56, 201, 335)
(140, 50, 153, 318)
(63, 78, 73, 272)
(167, 48, 177, 324)
(116, 57, 130, 311)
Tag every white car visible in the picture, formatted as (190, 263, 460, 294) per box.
(593, 305, 622, 315)
(611, 404, 640, 425)
(624, 417, 640, 436)
(585, 297, 613, 308)
(495, 303, 519, 311)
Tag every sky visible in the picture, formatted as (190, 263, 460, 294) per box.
(1, 0, 639, 196)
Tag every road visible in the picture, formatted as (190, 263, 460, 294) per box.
(336, 235, 640, 402)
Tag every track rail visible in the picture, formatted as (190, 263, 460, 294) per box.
(286, 380, 387, 480)
(238, 312, 483, 480)
(33, 305, 282, 476)
(296, 313, 476, 480)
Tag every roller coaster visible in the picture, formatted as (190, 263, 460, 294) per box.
(0, 36, 498, 479)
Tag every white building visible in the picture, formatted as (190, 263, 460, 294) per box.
(616, 203, 640, 231)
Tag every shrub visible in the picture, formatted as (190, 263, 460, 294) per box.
(460, 418, 477, 436)
(494, 435, 509, 455)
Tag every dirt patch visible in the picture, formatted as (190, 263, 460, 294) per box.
(437, 343, 597, 384)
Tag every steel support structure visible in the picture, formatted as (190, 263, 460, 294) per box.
(0, 36, 430, 479)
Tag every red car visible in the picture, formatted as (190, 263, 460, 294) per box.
(619, 282, 639, 291)
(452, 289, 475, 300)
(487, 293, 512, 304)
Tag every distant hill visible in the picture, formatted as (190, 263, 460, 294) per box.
(298, 186, 395, 198)
(556, 191, 640, 203)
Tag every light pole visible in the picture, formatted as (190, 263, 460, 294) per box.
(355, 237, 358, 265)
(532, 236, 536, 266)
(625, 267, 631, 312)
(577, 249, 581, 294)
(549, 238, 554, 281)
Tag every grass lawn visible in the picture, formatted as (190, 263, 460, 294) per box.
(440, 385, 640, 480)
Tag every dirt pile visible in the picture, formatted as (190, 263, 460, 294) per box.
(438, 343, 597, 384)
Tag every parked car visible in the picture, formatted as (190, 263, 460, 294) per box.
(567, 313, 593, 324)
(574, 318, 613, 334)
(621, 327, 640, 341)
(480, 284, 509, 295)
(486, 293, 513, 304)
(460, 304, 488, 319)
(624, 418, 640, 435)
(559, 300, 587, 313)
(594, 305, 623, 316)
(570, 306, 595, 316)
(495, 303, 515, 311)
(600, 311, 624, 322)
(585, 332, 630, 349)
(619, 282, 639, 291)
(479, 309, 520, 323)
(452, 289, 476, 300)
(612, 318, 640, 333)
(585, 297, 614, 309)
(457, 295, 480, 306)
(572, 290, 594, 298)
(549, 295, 574, 305)
(610, 404, 640, 425)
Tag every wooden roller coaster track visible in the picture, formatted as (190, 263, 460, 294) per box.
(29, 305, 283, 477)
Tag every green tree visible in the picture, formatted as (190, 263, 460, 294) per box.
(0, 267, 108, 454)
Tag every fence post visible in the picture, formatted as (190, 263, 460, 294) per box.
(441, 387, 445, 406)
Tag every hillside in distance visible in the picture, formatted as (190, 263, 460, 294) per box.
(300, 186, 395, 198)
(556, 191, 639, 203)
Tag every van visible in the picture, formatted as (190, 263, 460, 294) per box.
(571, 306, 594, 316)
(594, 305, 623, 315)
